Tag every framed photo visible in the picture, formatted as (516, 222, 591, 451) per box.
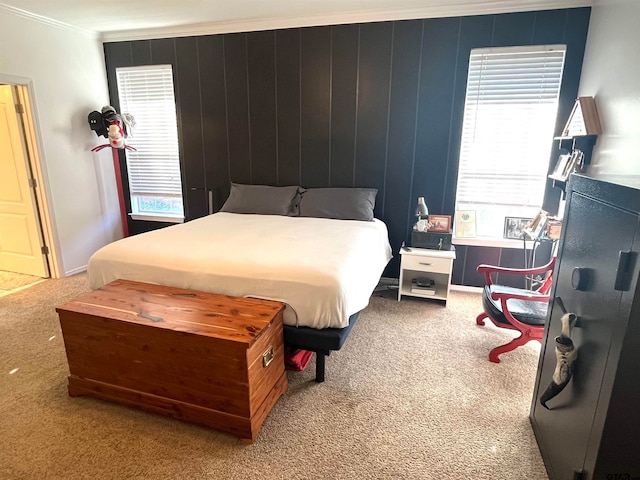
(428, 215, 452, 232)
(504, 217, 532, 240)
(455, 210, 476, 238)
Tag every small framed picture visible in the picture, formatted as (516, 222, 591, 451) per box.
(455, 210, 476, 238)
(504, 217, 532, 240)
(427, 215, 452, 232)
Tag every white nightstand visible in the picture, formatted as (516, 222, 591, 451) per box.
(398, 246, 456, 304)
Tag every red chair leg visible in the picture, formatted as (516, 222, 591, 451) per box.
(476, 312, 489, 326)
(489, 334, 533, 363)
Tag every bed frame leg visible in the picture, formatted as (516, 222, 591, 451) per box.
(315, 352, 327, 383)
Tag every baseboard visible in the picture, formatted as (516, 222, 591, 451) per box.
(64, 265, 88, 276)
(450, 284, 482, 293)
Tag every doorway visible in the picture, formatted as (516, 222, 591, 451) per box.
(0, 81, 51, 281)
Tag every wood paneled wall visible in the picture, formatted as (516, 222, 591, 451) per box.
(104, 8, 590, 278)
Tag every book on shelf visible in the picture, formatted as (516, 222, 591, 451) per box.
(411, 287, 436, 295)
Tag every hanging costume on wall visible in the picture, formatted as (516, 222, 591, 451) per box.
(89, 105, 136, 151)
(88, 106, 135, 238)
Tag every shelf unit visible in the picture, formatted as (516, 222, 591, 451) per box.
(549, 96, 601, 194)
(397, 247, 456, 304)
(549, 135, 598, 193)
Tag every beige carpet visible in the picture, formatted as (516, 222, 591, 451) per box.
(0, 270, 43, 295)
(0, 274, 548, 480)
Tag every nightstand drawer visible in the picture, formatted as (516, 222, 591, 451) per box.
(401, 254, 451, 274)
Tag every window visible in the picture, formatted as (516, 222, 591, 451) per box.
(116, 65, 184, 222)
(455, 45, 566, 239)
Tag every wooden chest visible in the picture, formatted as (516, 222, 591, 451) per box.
(56, 280, 287, 443)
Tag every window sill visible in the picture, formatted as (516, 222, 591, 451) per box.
(453, 236, 535, 249)
(130, 213, 184, 223)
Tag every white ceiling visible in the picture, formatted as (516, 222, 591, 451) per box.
(1, 0, 594, 41)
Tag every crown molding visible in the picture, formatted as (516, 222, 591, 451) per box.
(101, 0, 592, 42)
(1, 0, 593, 43)
(0, 2, 99, 39)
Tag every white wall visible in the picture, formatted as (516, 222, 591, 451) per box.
(579, 0, 640, 175)
(0, 9, 121, 276)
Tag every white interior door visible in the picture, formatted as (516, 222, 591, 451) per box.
(0, 85, 48, 277)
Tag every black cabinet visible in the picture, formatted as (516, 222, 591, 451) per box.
(530, 173, 640, 480)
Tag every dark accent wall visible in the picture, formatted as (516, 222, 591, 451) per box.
(452, 241, 554, 288)
(104, 7, 591, 278)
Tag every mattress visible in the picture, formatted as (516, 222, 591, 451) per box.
(88, 212, 392, 329)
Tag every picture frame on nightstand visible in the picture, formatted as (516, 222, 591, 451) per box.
(427, 215, 452, 232)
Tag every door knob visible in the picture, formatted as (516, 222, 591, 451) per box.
(571, 267, 590, 291)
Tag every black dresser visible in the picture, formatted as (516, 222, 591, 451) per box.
(530, 173, 640, 480)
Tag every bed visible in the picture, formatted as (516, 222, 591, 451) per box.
(88, 184, 393, 382)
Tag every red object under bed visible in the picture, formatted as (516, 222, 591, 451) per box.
(284, 347, 313, 371)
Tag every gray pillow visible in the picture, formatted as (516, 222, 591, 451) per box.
(220, 183, 300, 216)
(299, 187, 378, 221)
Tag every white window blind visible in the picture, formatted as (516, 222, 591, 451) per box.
(455, 45, 566, 238)
(116, 65, 183, 220)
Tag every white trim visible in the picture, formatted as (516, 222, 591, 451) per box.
(0, 3, 99, 39)
(101, 0, 592, 42)
(21, 81, 61, 278)
(473, 44, 567, 55)
(130, 213, 184, 223)
(64, 265, 88, 276)
(0, 0, 593, 42)
(451, 284, 483, 293)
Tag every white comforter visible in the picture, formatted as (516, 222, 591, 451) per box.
(88, 213, 392, 329)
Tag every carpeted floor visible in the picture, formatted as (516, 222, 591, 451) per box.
(0, 274, 548, 480)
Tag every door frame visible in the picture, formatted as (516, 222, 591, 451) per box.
(0, 73, 60, 278)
